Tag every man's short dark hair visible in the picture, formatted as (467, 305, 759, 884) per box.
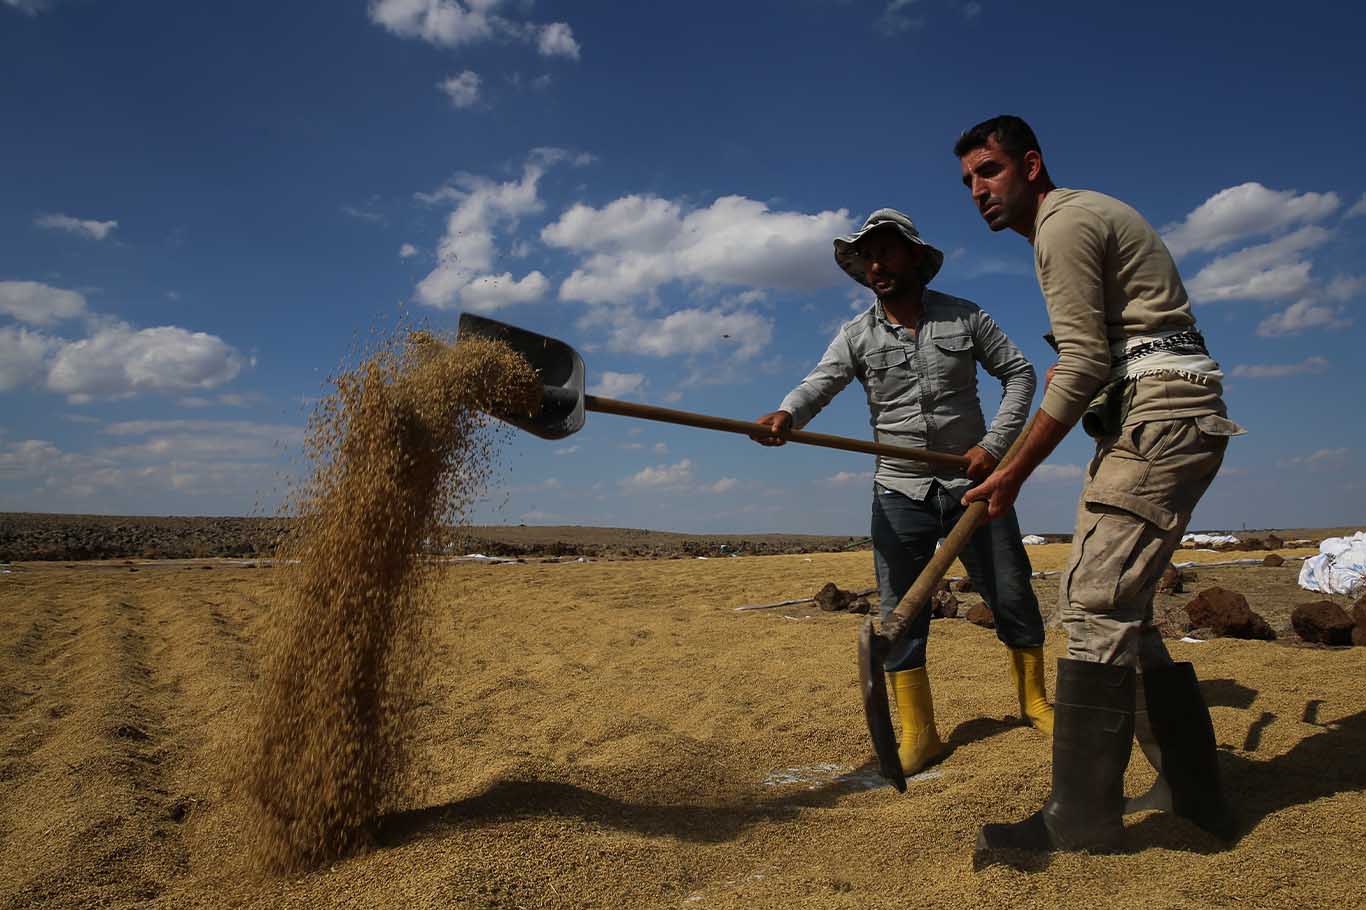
(953, 115, 1043, 161)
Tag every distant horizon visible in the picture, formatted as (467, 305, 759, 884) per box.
(3, 509, 1359, 541)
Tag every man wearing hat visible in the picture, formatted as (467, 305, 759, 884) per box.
(752, 209, 1052, 777)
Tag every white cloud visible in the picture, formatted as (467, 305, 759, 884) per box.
(621, 458, 693, 491)
(0, 430, 292, 508)
(1228, 356, 1330, 379)
(1161, 182, 1341, 258)
(438, 70, 481, 108)
(588, 370, 645, 398)
(0, 280, 88, 325)
(46, 323, 246, 403)
(368, 1, 581, 59)
(553, 445, 579, 455)
(542, 195, 683, 254)
(0, 439, 64, 477)
(0, 281, 248, 402)
(0, 327, 59, 391)
(1184, 226, 1330, 303)
(399, 242, 419, 259)
(705, 477, 739, 494)
(599, 306, 775, 360)
(413, 154, 555, 310)
(961, 1, 982, 17)
(1256, 299, 1352, 337)
(543, 194, 854, 304)
(653, 442, 668, 454)
(367, 0, 496, 46)
(102, 418, 289, 438)
(1325, 274, 1366, 301)
(536, 22, 580, 59)
(34, 213, 118, 240)
(96, 420, 302, 461)
(519, 510, 560, 522)
(341, 203, 385, 223)
(1281, 447, 1350, 469)
(3, 0, 51, 15)
(1346, 193, 1366, 219)
(1033, 463, 1084, 482)
(879, 0, 925, 34)
(458, 271, 550, 312)
(827, 470, 873, 486)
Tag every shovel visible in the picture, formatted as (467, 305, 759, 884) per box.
(858, 414, 1038, 791)
(456, 313, 972, 472)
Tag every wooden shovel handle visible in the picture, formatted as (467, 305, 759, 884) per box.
(881, 413, 1040, 640)
(584, 396, 971, 472)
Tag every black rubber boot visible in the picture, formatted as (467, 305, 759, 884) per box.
(1124, 662, 1237, 842)
(974, 659, 1135, 868)
(1126, 673, 1174, 814)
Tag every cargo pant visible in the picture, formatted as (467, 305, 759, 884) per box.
(1059, 413, 1243, 667)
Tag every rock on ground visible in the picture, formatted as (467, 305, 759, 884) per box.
(964, 602, 995, 628)
(1292, 601, 1356, 646)
(1158, 566, 1184, 594)
(1185, 587, 1276, 640)
(931, 589, 960, 620)
(814, 582, 870, 613)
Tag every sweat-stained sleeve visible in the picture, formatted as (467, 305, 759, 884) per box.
(1033, 204, 1113, 427)
(971, 308, 1036, 459)
(777, 328, 858, 429)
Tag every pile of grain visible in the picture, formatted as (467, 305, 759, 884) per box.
(242, 331, 541, 873)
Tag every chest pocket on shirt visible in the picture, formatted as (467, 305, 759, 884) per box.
(932, 333, 974, 390)
(862, 346, 911, 403)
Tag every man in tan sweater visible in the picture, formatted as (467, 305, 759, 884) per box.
(953, 115, 1244, 864)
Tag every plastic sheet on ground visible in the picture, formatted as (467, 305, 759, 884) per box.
(1181, 532, 1240, 547)
(1298, 531, 1366, 597)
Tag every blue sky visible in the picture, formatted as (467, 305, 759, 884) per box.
(2, 0, 1364, 534)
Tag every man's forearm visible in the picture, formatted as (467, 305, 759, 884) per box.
(998, 408, 1072, 482)
(981, 369, 1036, 457)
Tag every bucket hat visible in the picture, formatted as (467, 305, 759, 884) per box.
(834, 208, 944, 288)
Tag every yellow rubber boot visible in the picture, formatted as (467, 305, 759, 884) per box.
(887, 668, 948, 776)
(1009, 646, 1055, 736)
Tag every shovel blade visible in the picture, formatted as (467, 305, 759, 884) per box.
(457, 313, 586, 440)
(858, 617, 906, 792)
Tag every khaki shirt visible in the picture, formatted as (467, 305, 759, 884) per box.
(1033, 188, 1223, 427)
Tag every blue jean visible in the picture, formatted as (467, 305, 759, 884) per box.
(872, 481, 1044, 672)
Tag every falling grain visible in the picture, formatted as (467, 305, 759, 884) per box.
(242, 331, 541, 873)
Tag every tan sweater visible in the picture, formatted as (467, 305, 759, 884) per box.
(1033, 188, 1222, 427)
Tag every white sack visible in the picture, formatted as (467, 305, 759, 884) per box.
(1298, 531, 1366, 597)
(1181, 533, 1240, 547)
